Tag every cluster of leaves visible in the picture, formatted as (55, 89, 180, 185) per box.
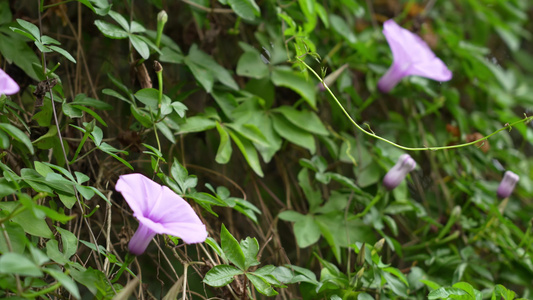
(0, 0, 532, 299)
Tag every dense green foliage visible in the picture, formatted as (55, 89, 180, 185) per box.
(0, 0, 532, 299)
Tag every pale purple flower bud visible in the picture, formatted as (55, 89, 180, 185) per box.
(378, 20, 452, 93)
(496, 171, 519, 199)
(116, 173, 207, 255)
(0, 68, 20, 95)
(383, 154, 416, 190)
(317, 64, 349, 91)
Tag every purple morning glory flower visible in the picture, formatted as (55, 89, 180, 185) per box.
(378, 20, 452, 93)
(496, 171, 519, 199)
(116, 173, 207, 255)
(0, 68, 20, 96)
(383, 154, 416, 190)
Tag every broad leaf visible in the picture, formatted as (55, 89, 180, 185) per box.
(221, 224, 246, 270)
(271, 67, 316, 109)
(0, 252, 43, 277)
(203, 264, 243, 287)
(227, 0, 261, 21)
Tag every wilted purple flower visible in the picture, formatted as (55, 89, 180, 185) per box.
(0, 69, 20, 95)
(116, 173, 207, 255)
(497, 171, 519, 199)
(383, 154, 416, 190)
(378, 20, 452, 93)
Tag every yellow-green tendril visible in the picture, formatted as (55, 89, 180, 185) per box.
(298, 57, 533, 151)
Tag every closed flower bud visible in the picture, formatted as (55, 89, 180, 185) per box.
(497, 171, 519, 199)
(356, 243, 366, 267)
(373, 238, 385, 253)
(383, 154, 416, 190)
(154, 60, 163, 73)
(157, 10, 168, 25)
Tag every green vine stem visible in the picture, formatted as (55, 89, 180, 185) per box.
(297, 58, 533, 151)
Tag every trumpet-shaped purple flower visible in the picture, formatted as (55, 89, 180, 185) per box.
(383, 154, 416, 190)
(0, 69, 19, 96)
(116, 173, 207, 255)
(497, 171, 519, 199)
(378, 20, 452, 93)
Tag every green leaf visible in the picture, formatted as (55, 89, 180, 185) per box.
(184, 57, 215, 92)
(0, 252, 43, 277)
(205, 237, 226, 260)
(155, 122, 175, 143)
(71, 93, 113, 110)
(420, 279, 441, 290)
(102, 88, 130, 103)
(98, 142, 133, 170)
(246, 273, 278, 296)
(0, 222, 27, 254)
(56, 226, 78, 259)
(221, 224, 246, 270)
(48, 45, 77, 63)
(274, 106, 329, 136)
(293, 215, 321, 248)
(34, 161, 54, 177)
(69, 266, 105, 296)
(271, 113, 315, 154)
(16, 19, 41, 41)
(179, 116, 216, 134)
(240, 237, 260, 269)
(0, 123, 34, 154)
(237, 51, 269, 79)
(58, 193, 77, 209)
(71, 105, 108, 127)
(130, 20, 146, 33)
(246, 112, 281, 163)
(227, 0, 261, 21)
(63, 102, 83, 118)
(271, 67, 316, 109)
(160, 47, 184, 64)
(108, 10, 130, 31)
(203, 265, 243, 287)
(329, 14, 357, 45)
(171, 101, 188, 118)
(226, 123, 269, 146)
(35, 205, 75, 223)
(170, 158, 198, 193)
(94, 20, 128, 39)
(46, 239, 71, 265)
(0, 131, 11, 149)
(453, 282, 477, 299)
(228, 129, 264, 177)
(428, 287, 468, 299)
(45, 268, 81, 299)
(186, 45, 239, 91)
(215, 122, 232, 164)
(130, 34, 150, 59)
(278, 210, 306, 222)
(0, 202, 53, 238)
(10, 27, 37, 41)
(134, 88, 160, 110)
(130, 106, 153, 128)
(77, 0, 96, 13)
